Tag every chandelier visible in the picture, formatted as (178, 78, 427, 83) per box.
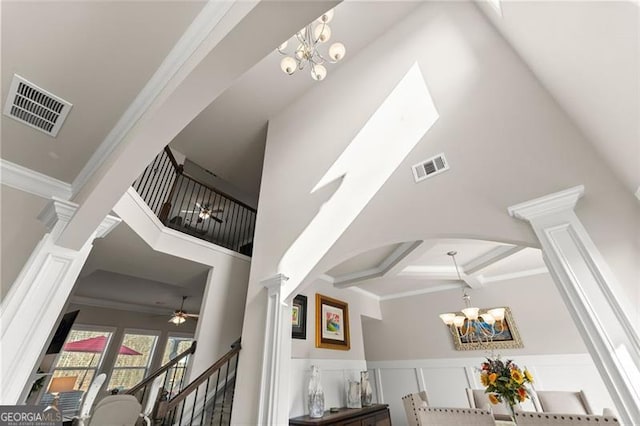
(439, 251, 506, 344)
(277, 8, 346, 81)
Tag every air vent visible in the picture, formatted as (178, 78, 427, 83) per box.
(412, 153, 449, 183)
(3, 74, 72, 137)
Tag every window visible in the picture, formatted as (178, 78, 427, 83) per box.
(51, 328, 114, 392)
(161, 336, 194, 396)
(107, 332, 158, 392)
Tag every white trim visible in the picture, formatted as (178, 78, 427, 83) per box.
(379, 283, 462, 301)
(331, 241, 421, 288)
(0, 159, 72, 200)
(635, 186, 640, 201)
(477, 267, 548, 284)
(348, 286, 381, 301)
(508, 185, 584, 221)
(70, 295, 173, 316)
(462, 245, 524, 275)
(71, 0, 237, 196)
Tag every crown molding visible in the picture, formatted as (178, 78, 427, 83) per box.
(508, 185, 584, 221)
(1, 159, 72, 200)
(71, 295, 173, 316)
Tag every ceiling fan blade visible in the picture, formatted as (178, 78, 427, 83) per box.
(195, 202, 202, 208)
(211, 209, 224, 213)
(185, 313, 199, 318)
(181, 210, 198, 213)
(211, 216, 223, 224)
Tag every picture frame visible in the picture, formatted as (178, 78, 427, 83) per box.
(315, 294, 350, 350)
(291, 295, 307, 340)
(452, 306, 523, 351)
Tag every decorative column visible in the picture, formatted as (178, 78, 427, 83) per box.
(0, 198, 121, 404)
(257, 274, 292, 426)
(508, 185, 640, 424)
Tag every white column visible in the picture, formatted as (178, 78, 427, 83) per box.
(509, 185, 640, 424)
(257, 274, 292, 426)
(0, 198, 121, 404)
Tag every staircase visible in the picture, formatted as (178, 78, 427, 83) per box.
(155, 339, 241, 426)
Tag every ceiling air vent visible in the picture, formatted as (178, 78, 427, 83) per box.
(412, 153, 449, 183)
(3, 74, 72, 137)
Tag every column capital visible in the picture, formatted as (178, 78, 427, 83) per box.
(508, 185, 584, 222)
(261, 274, 290, 292)
(37, 197, 78, 232)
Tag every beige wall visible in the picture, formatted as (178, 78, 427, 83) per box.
(1, 186, 48, 299)
(363, 273, 587, 361)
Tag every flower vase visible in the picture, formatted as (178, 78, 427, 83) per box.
(346, 379, 361, 408)
(360, 371, 373, 407)
(507, 403, 518, 424)
(308, 365, 325, 418)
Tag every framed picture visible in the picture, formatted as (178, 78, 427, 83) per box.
(315, 294, 350, 350)
(452, 306, 523, 351)
(292, 295, 307, 340)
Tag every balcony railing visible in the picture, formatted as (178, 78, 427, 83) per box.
(133, 148, 256, 256)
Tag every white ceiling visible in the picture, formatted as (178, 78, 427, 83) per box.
(324, 239, 547, 298)
(1, 1, 205, 182)
(478, 0, 640, 197)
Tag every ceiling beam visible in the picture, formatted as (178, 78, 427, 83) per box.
(462, 245, 524, 275)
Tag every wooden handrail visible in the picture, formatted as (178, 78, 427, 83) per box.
(161, 146, 256, 213)
(126, 341, 197, 396)
(166, 339, 241, 410)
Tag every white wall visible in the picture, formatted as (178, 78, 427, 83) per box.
(235, 1, 640, 423)
(0, 186, 48, 299)
(368, 354, 614, 426)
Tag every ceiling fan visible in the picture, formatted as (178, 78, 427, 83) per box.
(181, 202, 223, 223)
(169, 296, 199, 325)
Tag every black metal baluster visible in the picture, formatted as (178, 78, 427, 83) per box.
(152, 154, 172, 214)
(189, 387, 199, 426)
(142, 153, 163, 203)
(200, 377, 211, 426)
(218, 360, 231, 426)
(209, 369, 221, 426)
(228, 352, 240, 425)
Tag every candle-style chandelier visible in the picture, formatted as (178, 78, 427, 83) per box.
(276, 8, 346, 81)
(439, 251, 507, 344)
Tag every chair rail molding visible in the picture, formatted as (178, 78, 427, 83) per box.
(0, 198, 121, 404)
(257, 274, 292, 426)
(508, 185, 640, 425)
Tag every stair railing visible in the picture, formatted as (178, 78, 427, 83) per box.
(126, 341, 196, 406)
(133, 147, 256, 256)
(156, 339, 241, 426)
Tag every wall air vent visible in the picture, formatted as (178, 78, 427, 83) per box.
(3, 74, 72, 137)
(411, 153, 449, 183)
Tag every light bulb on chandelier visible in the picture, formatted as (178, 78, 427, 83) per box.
(439, 251, 507, 346)
(276, 8, 346, 81)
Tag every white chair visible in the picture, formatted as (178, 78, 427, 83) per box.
(140, 377, 163, 426)
(402, 391, 429, 426)
(87, 394, 141, 426)
(75, 373, 107, 426)
(466, 388, 513, 420)
(535, 390, 594, 415)
(515, 412, 619, 425)
(417, 407, 494, 426)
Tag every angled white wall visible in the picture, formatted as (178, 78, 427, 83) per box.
(235, 1, 639, 424)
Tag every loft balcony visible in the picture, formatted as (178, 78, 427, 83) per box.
(133, 148, 256, 256)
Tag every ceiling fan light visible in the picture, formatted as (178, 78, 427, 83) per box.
(170, 315, 186, 325)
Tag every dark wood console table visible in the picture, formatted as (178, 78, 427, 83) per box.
(289, 404, 391, 426)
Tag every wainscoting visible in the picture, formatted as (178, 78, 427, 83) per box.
(366, 353, 615, 426)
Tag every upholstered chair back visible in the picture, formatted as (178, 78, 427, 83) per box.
(417, 407, 494, 426)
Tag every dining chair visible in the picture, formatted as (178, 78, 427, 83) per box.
(416, 407, 494, 426)
(466, 388, 513, 420)
(535, 390, 594, 415)
(515, 412, 619, 425)
(402, 391, 429, 426)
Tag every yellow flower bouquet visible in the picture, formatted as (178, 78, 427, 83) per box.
(480, 357, 534, 419)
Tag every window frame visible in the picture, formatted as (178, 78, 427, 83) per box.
(106, 328, 160, 391)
